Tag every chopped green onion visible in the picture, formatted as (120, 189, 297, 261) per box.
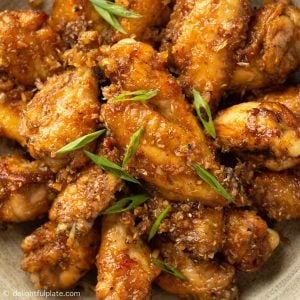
(148, 205, 171, 241)
(113, 89, 159, 102)
(102, 194, 149, 214)
(122, 127, 143, 168)
(192, 88, 216, 139)
(191, 163, 235, 203)
(56, 129, 106, 154)
(84, 150, 140, 184)
(152, 258, 188, 281)
(90, 0, 141, 33)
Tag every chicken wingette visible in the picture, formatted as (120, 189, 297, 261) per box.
(20, 67, 101, 172)
(101, 39, 245, 206)
(161, 0, 251, 109)
(223, 210, 280, 272)
(96, 214, 159, 300)
(232, 0, 300, 91)
(215, 101, 300, 171)
(0, 154, 56, 222)
(250, 170, 300, 221)
(0, 10, 61, 86)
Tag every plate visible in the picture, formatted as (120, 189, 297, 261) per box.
(0, 1, 299, 299)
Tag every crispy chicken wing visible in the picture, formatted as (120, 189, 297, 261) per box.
(161, 0, 251, 109)
(251, 170, 300, 221)
(101, 39, 243, 206)
(20, 67, 100, 171)
(223, 210, 280, 272)
(96, 214, 159, 300)
(156, 242, 237, 299)
(215, 101, 300, 171)
(232, 0, 300, 91)
(0, 10, 61, 86)
(21, 221, 99, 290)
(0, 154, 55, 222)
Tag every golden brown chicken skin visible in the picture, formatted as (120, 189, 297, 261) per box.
(215, 101, 300, 171)
(156, 242, 238, 299)
(259, 86, 300, 117)
(223, 210, 280, 272)
(232, 0, 300, 92)
(0, 10, 61, 86)
(161, 0, 251, 109)
(96, 214, 159, 300)
(21, 221, 99, 290)
(251, 170, 300, 221)
(20, 67, 100, 171)
(0, 154, 55, 222)
(101, 39, 243, 206)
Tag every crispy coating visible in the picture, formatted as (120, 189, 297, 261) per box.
(113, 0, 171, 44)
(215, 101, 300, 171)
(20, 68, 100, 171)
(96, 214, 159, 300)
(156, 242, 237, 299)
(0, 99, 26, 146)
(251, 170, 300, 221)
(21, 221, 99, 290)
(259, 86, 300, 117)
(161, 0, 251, 108)
(50, 0, 112, 45)
(0, 10, 61, 86)
(0, 154, 55, 222)
(232, 0, 300, 91)
(101, 40, 242, 206)
(223, 210, 280, 272)
(49, 164, 123, 234)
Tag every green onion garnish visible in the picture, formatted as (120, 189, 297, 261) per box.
(148, 205, 171, 241)
(152, 258, 188, 281)
(122, 127, 143, 168)
(102, 194, 149, 214)
(56, 129, 106, 154)
(90, 0, 141, 33)
(113, 89, 159, 102)
(84, 150, 140, 184)
(191, 162, 235, 203)
(193, 88, 216, 139)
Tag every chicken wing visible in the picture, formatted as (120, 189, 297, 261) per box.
(161, 0, 251, 109)
(250, 170, 300, 221)
(0, 154, 55, 222)
(223, 210, 280, 272)
(0, 10, 61, 86)
(215, 101, 300, 171)
(101, 40, 243, 206)
(156, 242, 237, 299)
(96, 214, 159, 300)
(21, 221, 99, 290)
(20, 67, 101, 171)
(231, 0, 300, 91)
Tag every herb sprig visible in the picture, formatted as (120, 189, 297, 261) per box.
(90, 0, 141, 33)
(113, 89, 159, 102)
(193, 88, 216, 139)
(192, 163, 235, 203)
(152, 258, 187, 281)
(148, 205, 171, 241)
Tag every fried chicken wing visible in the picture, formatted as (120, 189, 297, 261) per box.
(21, 221, 99, 290)
(223, 210, 280, 272)
(215, 101, 300, 171)
(0, 10, 61, 86)
(156, 242, 237, 299)
(20, 67, 100, 171)
(251, 170, 300, 221)
(161, 0, 251, 109)
(0, 154, 55, 222)
(96, 214, 159, 300)
(232, 0, 300, 91)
